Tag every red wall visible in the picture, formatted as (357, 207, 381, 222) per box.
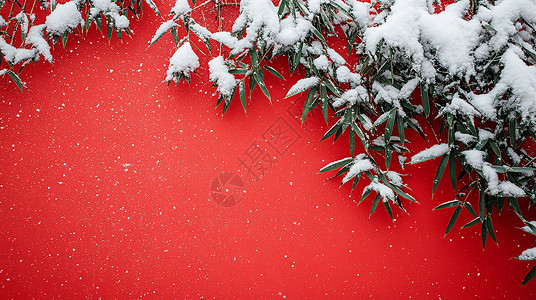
(1, 1, 535, 298)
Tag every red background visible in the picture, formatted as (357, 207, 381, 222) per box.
(1, 1, 535, 298)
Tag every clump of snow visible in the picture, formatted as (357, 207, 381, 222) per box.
(386, 171, 403, 186)
(342, 154, 374, 184)
(208, 56, 237, 97)
(150, 20, 177, 45)
(462, 149, 485, 170)
(517, 247, 536, 261)
(410, 143, 449, 164)
(333, 87, 368, 108)
(276, 16, 312, 48)
(364, 177, 395, 202)
(336, 66, 361, 84)
(0, 36, 36, 65)
(171, 0, 191, 16)
(327, 48, 346, 65)
(347, 0, 372, 30)
(313, 55, 330, 72)
(286, 77, 320, 97)
(166, 42, 199, 82)
(26, 24, 52, 62)
(45, 1, 83, 35)
(231, 0, 279, 54)
(211, 32, 239, 49)
(455, 132, 476, 145)
(89, 0, 129, 29)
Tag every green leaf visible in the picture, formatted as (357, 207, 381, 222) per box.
(384, 109, 396, 144)
(396, 115, 405, 144)
(239, 81, 246, 113)
(479, 188, 486, 222)
(522, 265, 536, 286)
(481, 220, 488, 248)
(302, 86, 318, 122)
(349, 126, 355, 157)
(445, 206, 462, 235)
(360, 188, 372, 206)
(420, 83, 430, 117)
(321, 121, 342, 142)
(171, 26, 179, 46)
(461, 217, 481, 229)
(432, 154, 449, 195)
(319, 157, 353, 173)
(7, 70, 23, 91)
(370, 194, 381, 218)
(384, 201, 394, 221)
(264, 65, 284, 80)
(486, 217, 497, 244)
(433, 200, 461, 210)
(320, 84, 328, 124)
(254, 72, 271, 100)
(144, 0, 162, 17)
(449, 150, 456, 191)
(464, 202, 477, 218)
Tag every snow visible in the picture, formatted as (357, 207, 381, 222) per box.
(336, 66, 361, 84)
(497, 49, 536, 125)
(151, 20, 177, 45)
(89, 0, 129, 29)
(517, 247, 536, 261)
(327, 48, 346, 65)
(462, 149, 485, 170)
(307, 0, 323, 14)
(410, 143, 449, 164)
(208, 56, 237, 97)
(521, 221, 536, 235)
(419, 0, 481, 77)
(0, 36, 36, 65)
(286, 77, 320, 97)
(231, 0, 279, 54)
(276, 16, 312, 47)
(364, 177, 395, 202)
(166, 42, 199, 82)
(26, 24, 52, 62)
(347, 0, 372, 30)
(455, 132, 476, 145)
(45, 1, 83, 35)
(342, 154, 374, 185)
(171, 0, 191, 16)
(386, 171, 403, 186)
(333, 87, 367, 108)
(313, 55, 330, 72)
(211, 32, 238, 49)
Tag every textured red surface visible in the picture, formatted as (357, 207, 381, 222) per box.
(1, 1, 535, 298)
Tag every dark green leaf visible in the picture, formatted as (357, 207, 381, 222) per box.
(522, 265, 536, 286)
(264, 65, 284, 80)
(239, 81, 246, 113)
(481, 220, 487, 248)
(384, 201, 394, 221)
(433, 200, 461, 210)
(319, 157, 353, 173)
(445, 206, 462, 235)
(449, 150, 456, 191)
(421, 83, 430, 117)
(370, 194, 381, 218)
(486, 217, 497, 244)
(144, 0, 162, 17)
(7, 70, 23, 91)
(462, 217, 481, 229)
(433, 154, 449, 195)
(384, 109, 396, 144)
(464, 202, 477, 218)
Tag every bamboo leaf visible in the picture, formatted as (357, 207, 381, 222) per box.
(445, 206, 462, 235)
(144, 0, 162, 17)
(462, 217, 481, 229)
(486, 217, 497, 244)
(432, 154, 449, 195)
(319, 157, 353, 173)
(7, 70, 23, 91)
(370, 194, 381, 218)
(433, 200, 461, 210)
(522, 265, 536, 286)
(384, 201, 394, 221)
(264, 65, 284, 80)
(239, 81, 246, 113)
(421, 83, 430, 117)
